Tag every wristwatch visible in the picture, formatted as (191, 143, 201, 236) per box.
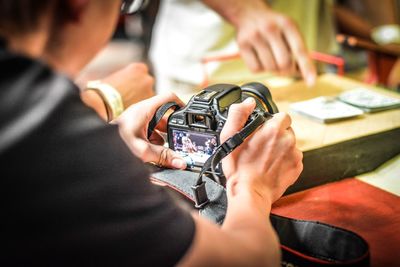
(85, 80, 124, 122)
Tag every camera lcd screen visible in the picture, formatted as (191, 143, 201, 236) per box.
(171, 129, 218, 167)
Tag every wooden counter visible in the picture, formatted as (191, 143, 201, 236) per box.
(267, 74, 400, 193)
(270, 74, 400, 150)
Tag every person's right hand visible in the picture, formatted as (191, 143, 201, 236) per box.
(220, 97, 303, 203)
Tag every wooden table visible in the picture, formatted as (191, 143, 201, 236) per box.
(264, 73, 400, 193)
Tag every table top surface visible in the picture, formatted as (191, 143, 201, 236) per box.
(268, 73, 400, 151)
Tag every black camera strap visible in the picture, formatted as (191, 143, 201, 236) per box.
(147, 101, 180, 139)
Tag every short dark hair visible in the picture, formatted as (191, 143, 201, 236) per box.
(0, 0, 53, 34)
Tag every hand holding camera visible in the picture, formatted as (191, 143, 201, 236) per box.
(117, 82, 302, 203)
(116, 92, 188, 170)
(221, 106, 303, 204)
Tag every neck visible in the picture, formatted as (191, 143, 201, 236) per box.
(4, 31, 48, 58)
(43, 48, 81, 78)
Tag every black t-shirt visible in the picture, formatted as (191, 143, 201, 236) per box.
(0, 46, 195, 266)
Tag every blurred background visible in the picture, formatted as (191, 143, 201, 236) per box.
(77, 0, 400, 96)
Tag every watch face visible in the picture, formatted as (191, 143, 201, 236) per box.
(121, 0, 145, 14)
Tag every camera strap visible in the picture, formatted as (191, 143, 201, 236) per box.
(149, 165, 370, 267)
(147, 101, 181, 139)
(148, 102, 370, 266)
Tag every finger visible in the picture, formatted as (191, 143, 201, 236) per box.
(252, 33, 278, 72)
(220, 97, 256, 143)
(296, 53, 316, 86)
(127, 62, 149, 73)
(261, 29, 291, 72)
(283, 150, 303, 186)
(133, 92, 184, 124)
(263, 112, 292, 133)
(239, 44, 262, 72)
(135, 139, 187, 169)
(280, 18, 316, 85)
(150, 145, 187, 169)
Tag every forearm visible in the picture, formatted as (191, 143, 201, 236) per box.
(179, 178, 280, 267)
(222, 178, 280, 266)
(201, 0, 269, 28)
(80, 90, 108, 121)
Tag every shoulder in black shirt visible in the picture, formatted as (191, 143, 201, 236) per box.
(0, 48, 195, 266)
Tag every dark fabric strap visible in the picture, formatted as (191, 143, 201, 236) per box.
(148, 166, 370, 267)
(148, 165, 227, 224)
(147, 101, 180, 139)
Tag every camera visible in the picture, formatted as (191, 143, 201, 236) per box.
(167, 82, 278, 170)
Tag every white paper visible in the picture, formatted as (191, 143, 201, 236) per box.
(290, 97, 364, 123)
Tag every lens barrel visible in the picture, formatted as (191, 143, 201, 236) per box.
(241, 82, 279, 114)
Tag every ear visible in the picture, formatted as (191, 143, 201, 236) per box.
(64, 0, 90, 23)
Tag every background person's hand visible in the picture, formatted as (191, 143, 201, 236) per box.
(235, 5, 316, 86)
(203, 0, 316, 86)
(101, 63, 155, 108)
(115, 93, 187, 169)
(220, 98, 303, 203)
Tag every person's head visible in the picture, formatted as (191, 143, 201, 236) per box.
(0, 0, 121, 77)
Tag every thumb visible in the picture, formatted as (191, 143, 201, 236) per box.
(136, 139, 187, 169)
(220, 97, 256, 143)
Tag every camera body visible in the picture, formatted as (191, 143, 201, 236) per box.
(167, 82, 278, 170)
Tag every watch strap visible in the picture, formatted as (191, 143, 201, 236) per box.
(86, 80, 124, 121)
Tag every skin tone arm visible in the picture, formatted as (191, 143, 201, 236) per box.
(80, 62, 155, 120)
(202, 0, 316, 86)
(117, 94, 302, 266)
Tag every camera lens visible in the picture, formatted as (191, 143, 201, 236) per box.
(241, 82, 279, 114)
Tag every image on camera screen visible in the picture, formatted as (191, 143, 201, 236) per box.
(171, 129, 218, 167)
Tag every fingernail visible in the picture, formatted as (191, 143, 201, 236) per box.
(244, 97, 255, 104)
(171, 158, 186, 169)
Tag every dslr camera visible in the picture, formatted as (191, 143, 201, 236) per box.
(167, 82, 278, 170)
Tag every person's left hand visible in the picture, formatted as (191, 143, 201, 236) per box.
(115, 92, 187, 169)
(101, 63, 155, 108)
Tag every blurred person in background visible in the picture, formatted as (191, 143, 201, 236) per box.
(149, 0, 332, 96)
(334, 0, 400, 89)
